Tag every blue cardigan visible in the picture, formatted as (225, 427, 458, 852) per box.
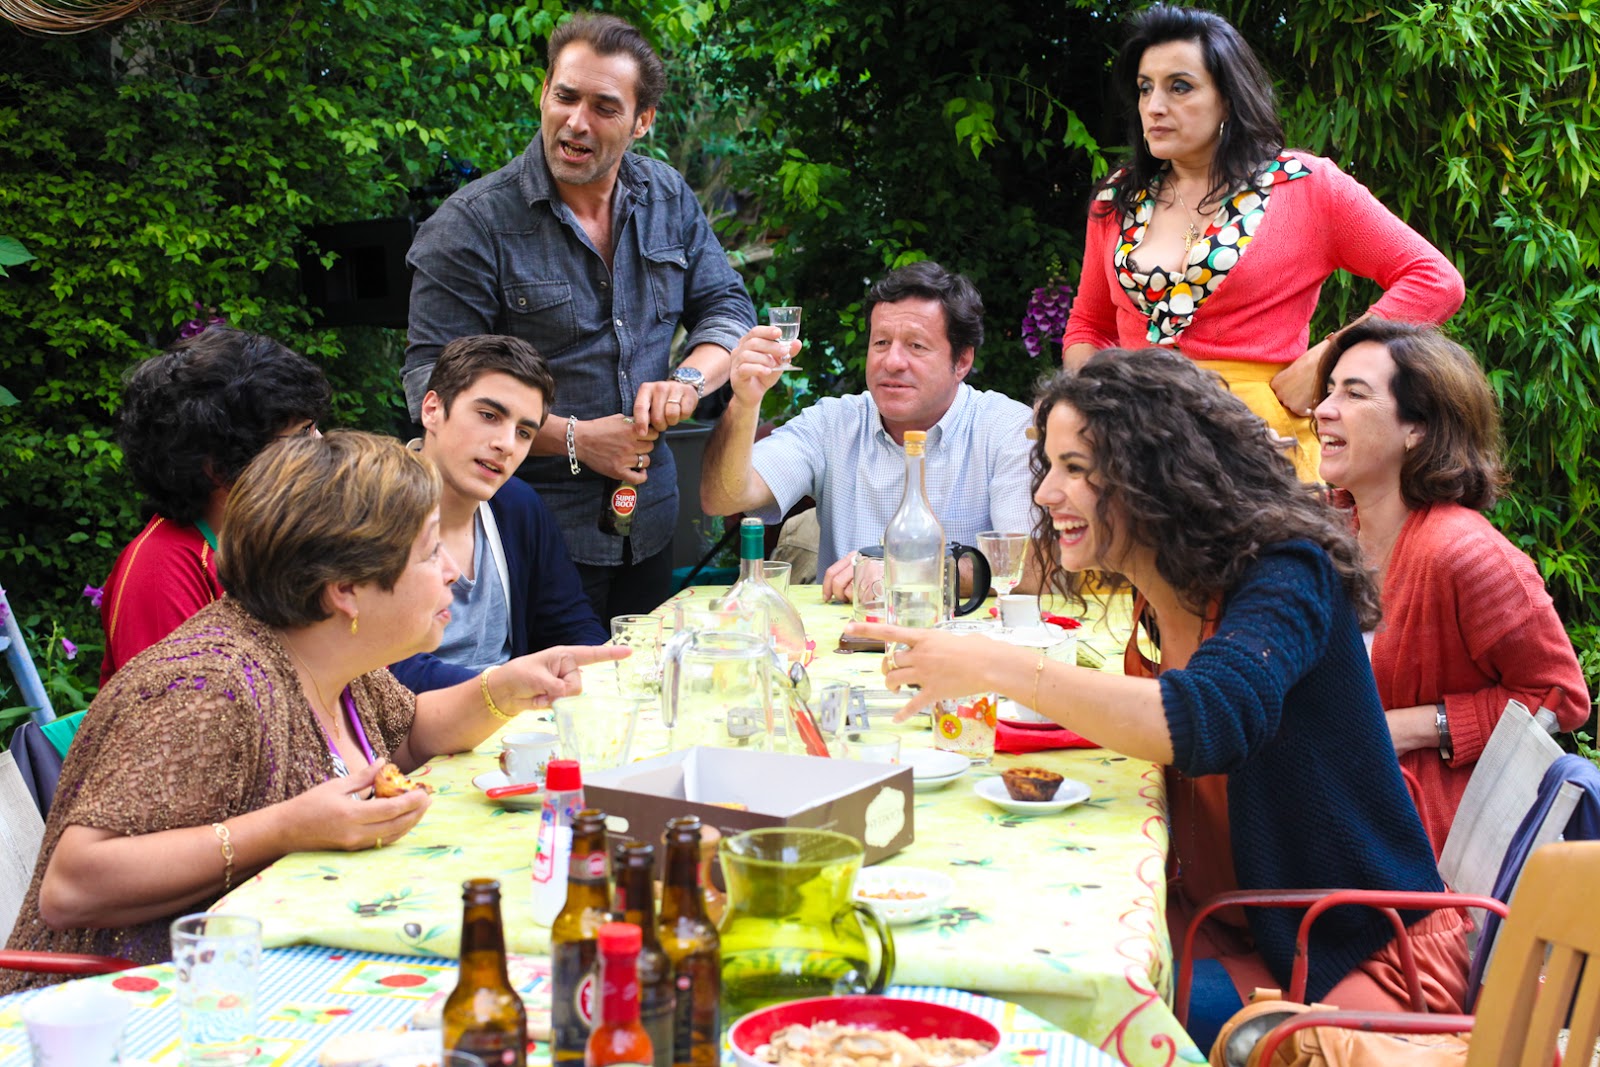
(1159, 540, 1444, 1001)
(389, 478, 607, 693)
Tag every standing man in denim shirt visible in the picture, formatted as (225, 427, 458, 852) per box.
(404, 12, 755, 616)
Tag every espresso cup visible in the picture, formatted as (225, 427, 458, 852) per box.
(498, 730, 561, 786)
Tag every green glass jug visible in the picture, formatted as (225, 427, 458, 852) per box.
(717, 828, 895, 1023)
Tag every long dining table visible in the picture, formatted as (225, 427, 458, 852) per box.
(202, 584, 1201, 1066)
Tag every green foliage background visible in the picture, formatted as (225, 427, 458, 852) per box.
(2, 0, 1595, 720)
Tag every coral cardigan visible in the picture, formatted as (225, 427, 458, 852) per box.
(1371, 503, 1590, 855)
(1062, 152, 1465, 363)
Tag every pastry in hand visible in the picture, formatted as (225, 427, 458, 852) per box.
(1001, 766, 1063, 802)
(373, 762, 434, 797)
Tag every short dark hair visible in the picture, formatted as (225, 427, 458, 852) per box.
(219, 431, 441, 628)
(117, 328, 331, 525)
(864, 261, 985, 364)
(1030, 349, 1381, 629)
(1317, 320, 1507, 511)
(547, 12, 667, 115)
(426, 334, 557, 415)
(1095, 5, 1285, 220)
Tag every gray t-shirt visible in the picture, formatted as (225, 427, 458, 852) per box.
(434, 512, 512, 673)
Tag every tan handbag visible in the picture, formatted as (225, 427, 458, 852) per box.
(1208, 990, 1470, 1067)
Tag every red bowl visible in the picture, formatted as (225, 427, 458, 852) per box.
(728, 995, 1003, 1067)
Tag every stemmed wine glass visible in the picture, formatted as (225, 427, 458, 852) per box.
(768, 305, 802, 371)
(977, 530, 1028, 598)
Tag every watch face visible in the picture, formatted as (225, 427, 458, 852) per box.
(673, 368, 705, 395)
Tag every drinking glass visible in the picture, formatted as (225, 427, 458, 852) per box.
(768, 305, 802, 371)
(977, 531, 1028, 599)
(553, 693, 643, 772)
(611, 613, 663, 697)
(171, 913, 261, 1066)
(932, 692, 998, 764)
(761, 560, 792, 593)
(841, 729, 901, 764)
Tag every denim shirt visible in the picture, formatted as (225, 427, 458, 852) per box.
(405, 137, 755, 567)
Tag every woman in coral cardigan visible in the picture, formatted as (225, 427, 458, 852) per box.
(1314, 319, 1589, 855)
(1061, 6, 1463, 480)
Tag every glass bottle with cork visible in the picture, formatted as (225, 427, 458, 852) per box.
(585, 922, 654, 1067)
(444, 878, 527, 1066)
(613, 843, 674, 1067)
(655, 816, 720, 1067)
(883, 429, 944, 630)
(552, 809, 612, 1066)
(720, 517, 807, 664)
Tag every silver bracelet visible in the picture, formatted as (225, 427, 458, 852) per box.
(566, 415, 579, 476)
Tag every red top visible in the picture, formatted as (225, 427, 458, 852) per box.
(1062, 152, 1464, 363)
(99, 515, 222, 684)
(1369, 502, 1590, 855)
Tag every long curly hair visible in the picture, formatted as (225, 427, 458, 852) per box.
(1094, 5, 1285, 221)
(1030, 349, 1380, 628)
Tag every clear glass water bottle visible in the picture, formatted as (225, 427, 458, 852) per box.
(883, 430, 944, 631)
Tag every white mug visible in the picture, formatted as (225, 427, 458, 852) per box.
(22, 983, 131, 1066)
(498, 730, 561, 786)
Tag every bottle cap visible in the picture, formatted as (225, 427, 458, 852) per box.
(597, 921, 642, 955)
(545, 759, 582, 792)
(903, 429, 927, 455)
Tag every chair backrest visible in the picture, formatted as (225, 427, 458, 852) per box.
(0, 750, 45, 936)
(1468, 840, 1600, 1067)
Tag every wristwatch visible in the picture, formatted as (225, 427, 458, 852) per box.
(670, 366, 705, 399)
(1434, 703, 1453, 763)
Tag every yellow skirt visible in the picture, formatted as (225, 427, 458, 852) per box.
(1193, 358, 1321, 483)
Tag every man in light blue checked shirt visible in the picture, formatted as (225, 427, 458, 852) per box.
(701, 261, 1037, 599)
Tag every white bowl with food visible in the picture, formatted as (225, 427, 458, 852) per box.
(729, 995, 1002, 1067)
(853, 866, 955, 925)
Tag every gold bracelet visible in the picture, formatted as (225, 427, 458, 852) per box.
(480, 664, 514, 722)
(1031, 651, 1047, 713)
(212, 822, 234, 892)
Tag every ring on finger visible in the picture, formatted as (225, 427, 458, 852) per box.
(636, 452, 647, 467)
(884, 650, 898, 672)
(375, 836, 384, 849)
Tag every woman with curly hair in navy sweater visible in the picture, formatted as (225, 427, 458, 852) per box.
(850, 348, 1465, 1038)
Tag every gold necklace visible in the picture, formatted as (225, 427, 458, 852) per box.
(1169, 182, 1207, 252)
(281, 635, 339, 734)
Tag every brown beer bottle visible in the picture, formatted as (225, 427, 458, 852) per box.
(599, 480, 638, 536)
(585, 922, 654, 1067)
(552, 810, 612, 1066)
(656, 816, 720, 1067)
(444, 878, 527, 1067)
(614, 843, 675, 1067)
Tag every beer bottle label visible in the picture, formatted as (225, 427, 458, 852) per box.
(551, 941, 597, 1062)
(608, 483, 637, 535)
(452, 1032, 523, 1066)
(670, 954, 720, 1067)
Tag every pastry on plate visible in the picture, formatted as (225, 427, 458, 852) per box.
(1000, 766, 1063, 802)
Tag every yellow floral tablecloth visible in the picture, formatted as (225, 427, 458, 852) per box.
(218, 587, 1202, 1066)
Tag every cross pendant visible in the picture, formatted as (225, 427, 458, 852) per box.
(1183, 224, 1201, 252)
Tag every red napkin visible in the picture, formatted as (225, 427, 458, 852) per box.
(995, 720, 1099, 754)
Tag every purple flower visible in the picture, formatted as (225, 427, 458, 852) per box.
(61, 637, 77, 660)
(83, 584, 104, 609)
(179, 300, 228, 339)
(0, 587, 8, 628)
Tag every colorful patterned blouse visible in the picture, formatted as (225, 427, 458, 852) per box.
(1108, 154, 1313, 346)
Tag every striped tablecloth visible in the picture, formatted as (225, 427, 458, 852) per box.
(0, 943, 1124, 1066)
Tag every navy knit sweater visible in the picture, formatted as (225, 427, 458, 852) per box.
(1159, 540, 1444, 1001)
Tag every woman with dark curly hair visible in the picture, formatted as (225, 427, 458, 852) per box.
(99, 328, 330, 683)
(1061, 5, 1462, 481)
(850, 349, 1466, 1032)
(1315, 320, 1589, 853)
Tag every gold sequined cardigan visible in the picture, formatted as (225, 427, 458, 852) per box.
(1, 597, 415, 991)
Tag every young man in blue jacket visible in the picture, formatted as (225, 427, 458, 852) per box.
(390, 335, 607, 693)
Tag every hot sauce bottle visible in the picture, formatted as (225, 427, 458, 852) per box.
(585, 922, 653, 1067)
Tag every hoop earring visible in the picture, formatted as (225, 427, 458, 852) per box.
(350, 614, 359, 637)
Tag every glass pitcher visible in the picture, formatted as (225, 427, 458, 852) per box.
(660, 628, 775, 751)
(717, 828, 895, 1021)
(857, 542, 991, 619)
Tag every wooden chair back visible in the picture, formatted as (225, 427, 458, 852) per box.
(1468, 840, 1600, 1067)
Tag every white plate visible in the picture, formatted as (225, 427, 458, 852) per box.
(973, 775, 1091, 815)
(902, 749, 971, 792)
(472, 770, 543, 811)
(853, 866, 955, 925)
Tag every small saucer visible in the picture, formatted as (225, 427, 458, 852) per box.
(973, 775, 1091, 815)
(472, 770, 543, 811)
(903, 749, 971, 792)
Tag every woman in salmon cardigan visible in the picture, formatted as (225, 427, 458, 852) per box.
(1061, 6, 1463, 481)
(1313, 319, 1589, 854)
